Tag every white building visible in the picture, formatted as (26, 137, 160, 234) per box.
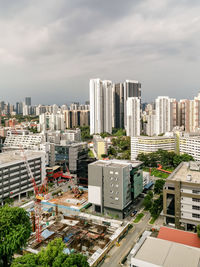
(124, 80, 141, 130)
(179, 135, 200, 161)
(0, 150, 46, 204)
(39, 112, 65, 132)
(131, 136, 176, 160)
(126, 97, 140, 137)
(155, 96, 177, 135)
(90, 78, 112, 135)
(146, 113, 156, 136)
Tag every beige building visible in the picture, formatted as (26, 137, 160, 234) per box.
(93, 135, 107, 159)
(163, 161, 200, 229)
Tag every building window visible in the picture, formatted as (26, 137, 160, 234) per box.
(110, 171, 113, 174)
(110, 177, 113, 181)
(116, 184, 119, 188)
(111, 184, 114, 187)
(192, 205, 200, 210)
(115, 178, 118, 181)
(192, 198, 200, 202)
(192, 189, 200, 194)
(192, 213, 200, 218)
(115, 172, 118, 175)
(115, 197, 119, 201)
(110, 190, 113, 194)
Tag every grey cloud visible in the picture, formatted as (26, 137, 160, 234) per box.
(0, 0, 200, 105)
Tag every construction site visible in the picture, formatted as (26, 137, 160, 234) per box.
(20, 175, 129, 267)
(24, 190, 129, 267)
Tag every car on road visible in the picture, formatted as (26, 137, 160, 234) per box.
(130, 210, 138, 217)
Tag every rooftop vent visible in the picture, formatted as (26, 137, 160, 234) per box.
(186, 174, 192, 181)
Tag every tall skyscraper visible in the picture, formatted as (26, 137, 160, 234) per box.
(89, 79, 112, 135)
(124, 80, 141, 129)
(126, 97, 141, 137)
(103, 80, 112, 134)
(155, 96, 177, 135)
(25, 97, 31, 106)
(112, 83, 124, 129)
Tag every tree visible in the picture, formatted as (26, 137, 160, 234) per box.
(0, 205, 32, 267)
(197, 225, 200, 238)
(11, 238, 89, 267)
(154, 179, 165, 194)
(150, 194, 163, 219)
(143, 191, 153, 210)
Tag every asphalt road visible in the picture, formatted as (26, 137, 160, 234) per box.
(101, 212, 151, 267)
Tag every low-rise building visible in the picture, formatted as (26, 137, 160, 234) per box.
(93, 135, 107, 159)
(163, 161, 200, 229)
(131, 136, 176, 160)
(179, 135, 200, 161)
(0, 150, 46, 204)
(129, 233, 200, 267)
(88, 159, 143, 219)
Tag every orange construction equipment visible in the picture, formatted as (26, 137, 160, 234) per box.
(157, 164, 172, 174)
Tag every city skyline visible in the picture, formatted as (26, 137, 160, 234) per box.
(0, 0, 200, 104)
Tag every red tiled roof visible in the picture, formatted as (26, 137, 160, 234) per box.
(158, 226, 200, 248)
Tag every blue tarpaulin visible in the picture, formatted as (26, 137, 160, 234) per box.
(144, 181, 154, 190)
(41, 229, 54, 239)
(64, 233, 74, 243)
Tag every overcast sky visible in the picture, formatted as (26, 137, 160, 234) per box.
(0, 0, 200, 105)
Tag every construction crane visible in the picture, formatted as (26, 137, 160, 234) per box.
(11, 127, 48, 243)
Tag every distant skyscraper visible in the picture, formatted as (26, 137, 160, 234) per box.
(124, 80, 141, 129)
(112, 83, 124, 129)
(89, 78, 112, 135)
(155, 96, 177, 135)
(126, 97, 141, 137)
(25, 97, 31, 106)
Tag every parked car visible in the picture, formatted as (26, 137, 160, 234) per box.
(131, 210, 138, 217)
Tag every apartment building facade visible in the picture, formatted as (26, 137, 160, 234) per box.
(163, 161, 200, 229)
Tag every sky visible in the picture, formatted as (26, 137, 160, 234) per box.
(0, 0, 200, 105)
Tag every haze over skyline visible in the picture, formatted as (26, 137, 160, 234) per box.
(0, 0, 200, 105)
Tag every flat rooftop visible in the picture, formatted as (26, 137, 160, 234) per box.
(90, 159, 142, 168)
(158, 227, 200, 248)
(0, 150, 44, 168)
(132, 236, 200, 267)
(167, 161, 200, 183)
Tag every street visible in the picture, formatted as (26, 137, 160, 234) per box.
(101, 212, 151, 267)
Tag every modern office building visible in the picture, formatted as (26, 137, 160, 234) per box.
(25, 97, 31, 106)
(124, 80, 141, 129)
(112, 83, 124, 129)
(90, 79, 112, 135)
(126, 97, 141, 137)
(0, 150, 46, 204)
(55, 142, 88, 175)
(163, 161, 200, 229)
(88, 159, 143, 219)
(131, 135, 176, 160)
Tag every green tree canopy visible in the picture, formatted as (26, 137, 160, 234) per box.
(0, 205, 32, 267)
(11, 238, 89, 267)
(154, 179, 165, 194)
(197, 225, 200, 238)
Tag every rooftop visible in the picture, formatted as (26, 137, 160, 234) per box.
(167, 161, 200, 183)
(132, 236, 200, 267)
(0, 150, 44, 168)
(90, 159, 142, 168)
(158, 227, 200, 248)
